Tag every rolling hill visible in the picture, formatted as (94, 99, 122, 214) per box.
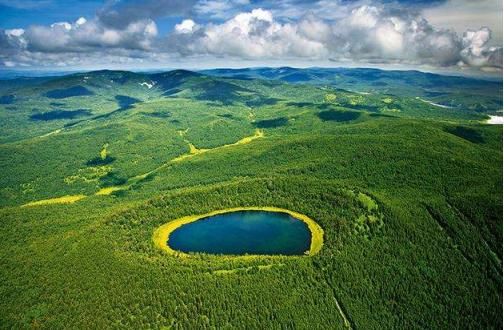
(0, 67, 502, 329)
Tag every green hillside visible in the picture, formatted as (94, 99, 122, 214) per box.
(0, 68, 501, 329)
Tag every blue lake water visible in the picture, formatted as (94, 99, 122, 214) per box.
(168, 210, 312, 255)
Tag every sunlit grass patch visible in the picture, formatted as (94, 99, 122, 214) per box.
(64, 166, 112, 184)
(100, 143, 109, 160)
(22, 194, 86, 207)
(189, 143, 206, 154)
(86, 143, 115, 166)
(357, 192, 378, 212)
(325, 93, 337, 102)
(234, 129, 264, 145)
(95, 186, 125, 196)
(172, 129, 264, 163)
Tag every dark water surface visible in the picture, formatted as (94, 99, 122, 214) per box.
(168, 210, 311, 255)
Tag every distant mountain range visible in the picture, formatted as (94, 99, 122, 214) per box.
(201, 67, 503, 103)
(1, 67, 501, 114)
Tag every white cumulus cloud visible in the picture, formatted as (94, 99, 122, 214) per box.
(166, 6, 502, 70)
(0, 3, 501, 71)
(175, 19, 198, 34)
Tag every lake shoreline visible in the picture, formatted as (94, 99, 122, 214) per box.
(153, 206, 324, 258)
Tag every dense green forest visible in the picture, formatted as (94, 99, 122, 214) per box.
(0, 68, 502, 328)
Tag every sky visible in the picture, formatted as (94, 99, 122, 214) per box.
(0, 0, 502, 73)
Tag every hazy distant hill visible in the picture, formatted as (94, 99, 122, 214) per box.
(202, 67, 503, 112)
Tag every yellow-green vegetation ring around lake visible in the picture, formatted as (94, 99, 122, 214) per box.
(153, 206, 324, 257)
